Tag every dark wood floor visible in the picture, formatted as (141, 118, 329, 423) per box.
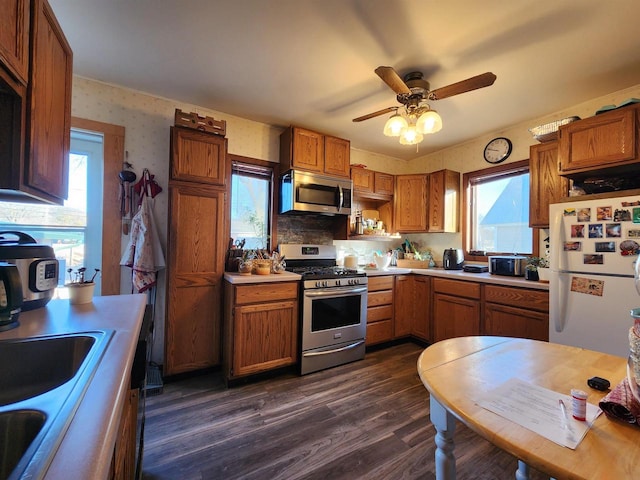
(141, 343, 549, 479)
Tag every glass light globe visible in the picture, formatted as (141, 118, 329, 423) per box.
(399, 125, 424, 145)
(383, 114, 408, 137)
(417, 110, 443, 134)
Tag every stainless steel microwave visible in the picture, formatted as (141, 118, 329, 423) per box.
(279, 170, 352, 215)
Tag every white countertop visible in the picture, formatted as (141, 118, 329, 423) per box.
(223, 267, 548, 290)
(0, 294, 147, 480)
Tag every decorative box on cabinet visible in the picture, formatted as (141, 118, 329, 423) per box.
(558, 104, 640, 178)
(432, 278, 481, 342)
(223, 281, 299, 380)
(366, 275, 394, 345)
(529, 141, 568, 228)
(280, 126, 351, 178)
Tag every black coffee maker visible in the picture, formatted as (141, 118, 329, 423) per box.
(0, 262, 23, 331)
(443, 248, 464, 270)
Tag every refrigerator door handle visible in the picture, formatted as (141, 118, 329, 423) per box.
(553, 272, 569, 332)
(550, 208, 565, 272)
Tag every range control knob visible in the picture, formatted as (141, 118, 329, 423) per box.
(336, 279, 341, 286)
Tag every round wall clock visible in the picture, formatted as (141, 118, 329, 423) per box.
(483, 137, 512, 164)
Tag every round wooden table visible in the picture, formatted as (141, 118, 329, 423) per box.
(417, 336, 639, 479)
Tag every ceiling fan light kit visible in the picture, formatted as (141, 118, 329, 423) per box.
(354, 67, 496, 147)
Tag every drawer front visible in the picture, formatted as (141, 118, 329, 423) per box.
(367, 305, 393, 323)
(433, 278, 480, 299)
(368, 290, 393, 307)
(366, 319, 393, 345)
(485, 285, 549, 312)
(235, 282, 298, 305)
(368, 275, 394, 291)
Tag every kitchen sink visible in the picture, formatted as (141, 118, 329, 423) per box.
(0, 331, 113, 480)
(0, 410, 46, 480)
(0, 335, 96, 407)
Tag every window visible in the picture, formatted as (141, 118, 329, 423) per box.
(463, 160, 532, 257)
(0, 130, 104, 295)
(229, 156, 276, 250)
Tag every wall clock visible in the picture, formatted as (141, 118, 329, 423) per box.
(483, 137, 512, 164)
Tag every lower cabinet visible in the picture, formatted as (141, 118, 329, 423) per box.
(432, 278, 481, 343)
(223, 281, 299, 380)
(393, 275, 413, 337)
(412, 276, 431, 341)
(484, 284, 549, 341)
(366, 276, 394, 345)
(110, 387, 138, 480)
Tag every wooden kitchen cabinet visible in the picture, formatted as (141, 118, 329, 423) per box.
(394, 174, 428, 232)
(393, 275, 413, 337)
(171, 126, 228, 186)
(166, 126, 229, 376)
(412, 275, 431, 341)
(558, 104, 640, 178)
(366, 275, 394, 345)
(351, 168, 394, 198)
(0, 0, 30, 85)
(427, 169, 460, 232)
(280, 126, 351, 178)
(223, 281, 298, 380)
(483, 284, 549, 341)
(529, 141, 569, 228)
(0, 0, 72, 204)
(432, 278, 481, 343)
(394, 170, 460, 233)
(110, 387, 138, 480)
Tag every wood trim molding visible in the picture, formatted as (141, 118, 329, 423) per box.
(71, 116, 124, 295)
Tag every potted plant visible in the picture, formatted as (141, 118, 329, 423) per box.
(525, 256, 548, 281)
(66, 267, 100, 304)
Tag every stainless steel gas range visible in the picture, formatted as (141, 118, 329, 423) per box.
(279, 244, 367, 375)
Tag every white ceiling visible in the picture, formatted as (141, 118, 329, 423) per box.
(49, 0, 640, 161)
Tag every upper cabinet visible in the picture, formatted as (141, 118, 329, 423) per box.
(280, 126, 351, 178)
(558, 104, 640, 179)
(0, 0, 30, 85)
(0, 0, 72, 204)
(171, 127, 228, 186)
(529, 141, 569, 228)
(394, 170, 460, 233)
(351, 167, 394, 199)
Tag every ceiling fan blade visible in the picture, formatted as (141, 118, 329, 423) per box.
(429, 72, 497, 100)
(352, 106, 398, 122)
(375, 66, 411, 95)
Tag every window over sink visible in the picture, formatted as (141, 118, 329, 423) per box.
(463, 160, 532, 258)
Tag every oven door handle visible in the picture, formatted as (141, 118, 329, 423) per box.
(304, 286, 367, 297)
(302, 340, 365, 357)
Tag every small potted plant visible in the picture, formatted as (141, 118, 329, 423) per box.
(66, 267, 100, 304)
(525, 257, 548, 281)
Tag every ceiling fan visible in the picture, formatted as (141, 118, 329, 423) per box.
(353, 66, 497, 145)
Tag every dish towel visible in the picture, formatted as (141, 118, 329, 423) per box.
(120, 196, 165, 293)
(598, 378, 640, 426)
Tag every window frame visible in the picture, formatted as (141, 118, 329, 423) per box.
(462, 159, 539, 262)
(228, 154, 278, 252)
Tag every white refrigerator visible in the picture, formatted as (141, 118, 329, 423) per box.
(549, 194, 640, 357)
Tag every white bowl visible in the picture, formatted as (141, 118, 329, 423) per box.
(374, 255, 391, 270)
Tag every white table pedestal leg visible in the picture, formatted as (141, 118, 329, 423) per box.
(516, 460, 531, 480)
(430, 395, 457, 480)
